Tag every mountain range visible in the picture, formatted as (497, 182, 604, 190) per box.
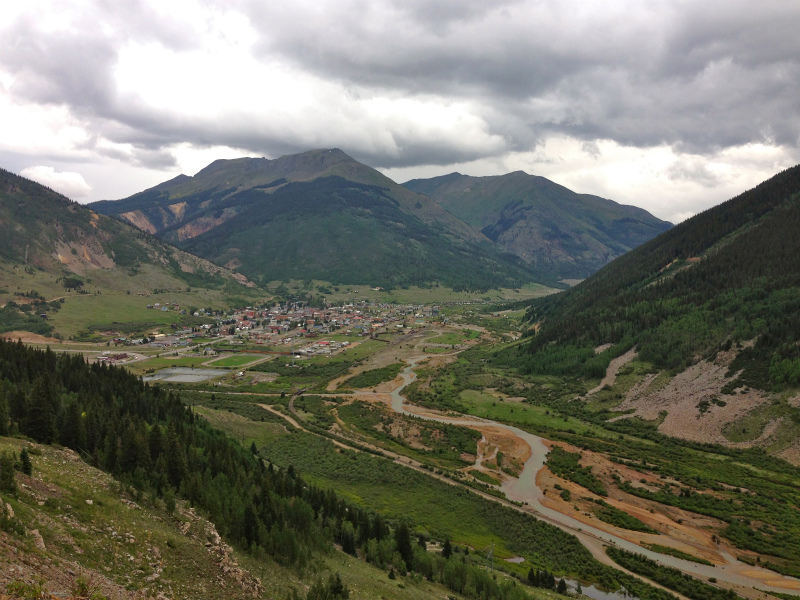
(403, 171, 672, 279)
(91, 149, 671, 288)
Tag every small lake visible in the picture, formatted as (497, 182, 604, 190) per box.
(142, 367, 227, 383)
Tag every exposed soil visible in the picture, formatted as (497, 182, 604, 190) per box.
(614, 348, 772, 447)
(586, 349, 637, 395)
(120, 210, 157, 234)
(0, 331, 62, 344)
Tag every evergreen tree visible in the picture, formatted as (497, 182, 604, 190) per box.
(557, 578, 568, 594)
(340, 521, 357, 556)
(0, 386, 9, 435)
(59, 399, 86, 452)
(243, 503, 258, 548)
(19, 447, 32, 476)
(148, 424, 164, 462)
(0, 451, 16, 494)
(165, 423, 187, 488)
(442, 538, 453, 559)
(307, 573, 349, 600)
(102, 429, 119, 474)
(395, 521, 414, 573)
(371, 513, 388, 541)
(23, 375, 56, 443)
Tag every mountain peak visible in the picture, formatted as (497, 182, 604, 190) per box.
(403, 170, 671, 279)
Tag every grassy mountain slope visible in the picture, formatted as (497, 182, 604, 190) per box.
(0, 167, 252, 294)
(518, 164, 800, 389)
(0, 167, 259, 337)
(0, 437, 478, 600)
(90, 149, 483, 243)
(92, 150, 538, 290)
(403, 172, 672, 280)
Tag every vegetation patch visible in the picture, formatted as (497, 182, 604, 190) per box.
(592, 499, 657, 533)
(546, 447, 607, 496)
(341, 363, 404, 389)
(606, 547, 744, 600)
(642, 544, 713, 566)
(336, 400, 481, 467)
(469, 470, 501, 486)
(208, 354, 264, 368)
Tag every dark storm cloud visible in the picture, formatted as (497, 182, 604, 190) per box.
(244, 0, 800, 157)
(1, 0, 799, 172)
(0, 17, 118, 111)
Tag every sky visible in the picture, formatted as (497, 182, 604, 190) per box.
(1, 1, 799, 223)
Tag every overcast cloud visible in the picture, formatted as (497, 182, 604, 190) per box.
(1, 0, 799, 222)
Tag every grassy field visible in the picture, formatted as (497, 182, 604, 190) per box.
(338, 338, 388, 361)
(426, 329, 481, 345)
(1, 261, 267, 339)
(194, 405, 288, 447)
(127, 354, 210, 375)
(47, 292, 209, 338)
(456, 390, 606, 438)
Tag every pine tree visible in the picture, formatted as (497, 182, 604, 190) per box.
(148, 424, 164, 462)
(0, 451, 16, 494)
(395, 521, 414, 573)
(557, 578, 568, 594)
(23, 375, 56, 443)
(60, 400, 86, 452)
(103, 430, 119, 473)
(165, 423, 187, 488)
(442, 538, 453, 559)
(0, 386, 9, 435)
(19, 447, 32, 476)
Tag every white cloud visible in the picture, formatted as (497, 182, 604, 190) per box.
(20, 165, 92, 198)
(0, 0, 798, 212)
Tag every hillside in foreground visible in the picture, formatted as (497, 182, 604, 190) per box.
(403, 171, 672, 280)
(0, 339, 573, 600)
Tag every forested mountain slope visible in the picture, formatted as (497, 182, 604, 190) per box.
(403, 171, 671, 280)
(92, 150, 536, 290)
(518, 164, 800, 391)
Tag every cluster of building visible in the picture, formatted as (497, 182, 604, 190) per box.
(225, 301, 441, 340)
(109, 300, 444, 349)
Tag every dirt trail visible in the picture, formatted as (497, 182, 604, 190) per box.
(586, 349, 637, 395)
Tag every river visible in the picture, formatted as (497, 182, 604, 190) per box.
(389, 358, 800, 597)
